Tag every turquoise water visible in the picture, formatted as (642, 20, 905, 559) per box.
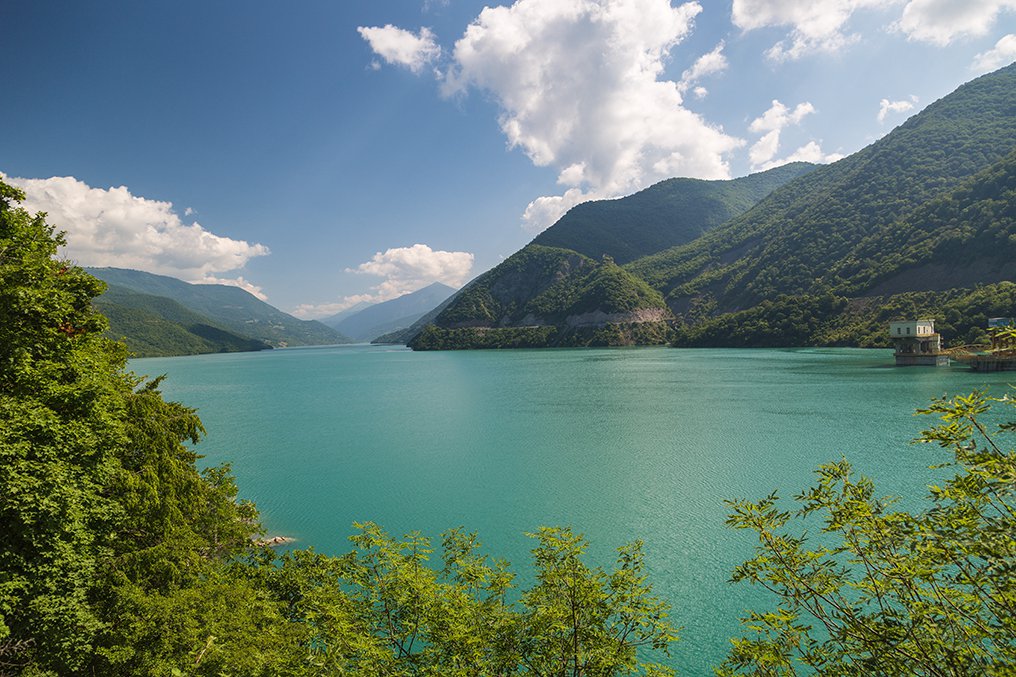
(133, 345, 1014, 674)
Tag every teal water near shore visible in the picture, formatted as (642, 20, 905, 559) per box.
(133, 345, 1014, 673)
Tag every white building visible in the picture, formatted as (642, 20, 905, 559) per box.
(890, 319, 947, 367)
(889, 320, 936, 338)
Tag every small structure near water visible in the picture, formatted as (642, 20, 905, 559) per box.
(890, 319, 949, 366)
(951, 319, 1016, 371)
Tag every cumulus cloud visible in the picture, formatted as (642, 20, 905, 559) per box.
(732, 0, 1015, 58)
(199, 275, 269, 301)
(5, 173, 269, 282)
(731, 0, 886, 60)
(678, 41, 728, 94)
(749, 99, 816, 134)
(744, 100, 842, 170)
(971, 33, 1016, 72)
(357, 25, 441, 73)
(895, 0, 1016, 45)
(877, 95, 918, 123)
(747, 99, 815, 168)
(292, 244, 474, 319)
(433, 0, 744, 232)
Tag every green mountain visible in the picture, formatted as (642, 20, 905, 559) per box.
(95, 285, 272, 357)
(324, 282, 456, 341)
(532, 162, 816, 264)
(626, 62, 1016, 346)
(407, 164, 812, 349)
(372, 291, 460, 345)
(87, 267, 350, 348)
(412, 63, 1016, 350)
(407, 245, 673, 349)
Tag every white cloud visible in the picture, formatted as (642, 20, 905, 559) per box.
(748, 99, 815, 134)
(749, 130, 783, 168)
(731, 0, 1015, 57)
(198, 275, 269, 301)
(439, 0, 744, 232)
(731, 0, 888, 60)
(293, 244, 473, 319)
(877, 95, 918, 123)
(358, 25, 441, 73)
(4, 173, 269, 281)
(679, 41, 728, 93)
(747, 99, 816, 168)
(971, 33, 1016, 72)
(521, 188, 597, 233)
(895, 0, 1016, 45)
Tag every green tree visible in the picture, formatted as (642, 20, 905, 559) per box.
(720, 391, 1016, 675)
(264, 523, 678, 676)
(0, 178, 274, 675)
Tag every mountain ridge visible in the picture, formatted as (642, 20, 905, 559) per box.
(88, 267, 351, 351)
(411, 62, 1016, 350)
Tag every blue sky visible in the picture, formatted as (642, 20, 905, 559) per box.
(1, 1, 1014, 317)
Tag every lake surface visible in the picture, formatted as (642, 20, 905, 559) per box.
(133, 345, 1014, 674)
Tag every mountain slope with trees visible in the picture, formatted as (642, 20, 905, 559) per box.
(405, 164, 813, 348)
(626, 62, 1016, 346)
(532, 162, 815, 264)
(94, 284, 272, 357)
(87, 267, 350, 348)
(414, 63, 1016, 350)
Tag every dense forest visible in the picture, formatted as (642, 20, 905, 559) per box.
(3, 177, 1016, 673)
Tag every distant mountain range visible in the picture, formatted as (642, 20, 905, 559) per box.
(407, 63, 1016, 350)
(320, 282, 456, 342)
(88, 268, 351, 357)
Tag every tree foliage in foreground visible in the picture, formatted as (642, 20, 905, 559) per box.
(0, 177, 677, 675)
(722, 391, 1016, 675)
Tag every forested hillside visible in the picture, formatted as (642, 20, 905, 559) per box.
(95, 285, 272, 356)
(88, 267, 350, 348)
(627, 63, 1016, 346)
(413, 63, 1016, 350)
(532, 162, 814, 264)
(407, 163, 810, 348)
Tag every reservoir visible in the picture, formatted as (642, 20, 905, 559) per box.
(133, 345, 1014, 673)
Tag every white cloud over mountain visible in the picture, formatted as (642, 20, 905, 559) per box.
(877, 96, 918, 123)
(198, 275, 269, 301)
(362, 0, 745, 233)
(293, 244, 474, 319)
(5, 174, 269, 284)
(971, 33, 1016, 72)
(746, 100, 844, 170)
